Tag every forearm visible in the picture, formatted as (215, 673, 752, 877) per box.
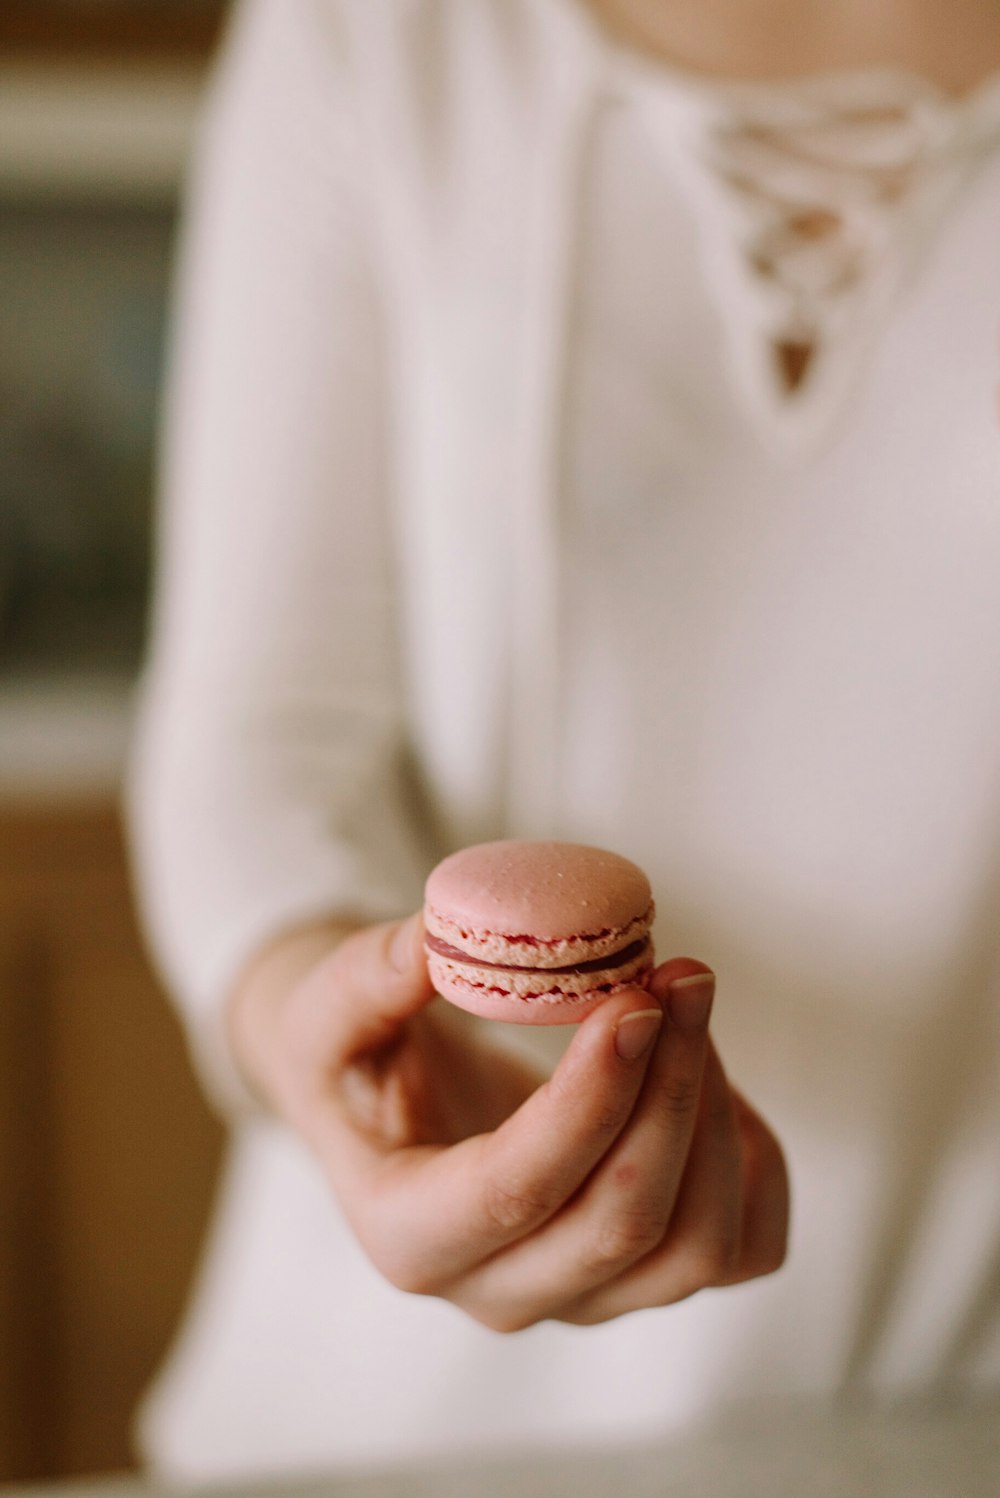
(127, 0, 417, 1113)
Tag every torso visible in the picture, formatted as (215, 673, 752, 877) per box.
(144, 2, 1000, 1477)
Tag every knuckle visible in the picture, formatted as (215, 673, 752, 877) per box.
(704, 1088, 736, 1134)
(711, 1212, 745, 1283)
(668, 1241, 733, 1297)
(748, 1231, 789, 1280)
(389, 1265, 435, 1296)
(561, 1304, 615, 1327)
(582, 1205, 666, 1272)
(482, 1174, 558, 1236)
(364, 1243, 437, 1297)
(356, 1208, 442, 1297)
(467, 1303, 537, 1335)
(591, 1098, 633, 1139)
(712, 1237, 743, 1285)
(683, 1224, 743, 1288)
(657, 1072, 701, 1124)
(761, 1238, 789, 1276)
(547, 1069, 629, 1140)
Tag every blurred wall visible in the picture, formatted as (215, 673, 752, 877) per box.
(0, 4, 228, 1483)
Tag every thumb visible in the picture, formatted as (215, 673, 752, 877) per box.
(320, 911, 436, 1059)
(301, 912, 437, 1176)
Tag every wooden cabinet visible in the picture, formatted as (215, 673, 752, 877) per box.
(0, 801, 224, 1483)
(0, 6, 227, 1481)
(0, 3, 226, 60)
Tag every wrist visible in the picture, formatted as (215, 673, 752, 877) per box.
(226, 918, 363, 1111)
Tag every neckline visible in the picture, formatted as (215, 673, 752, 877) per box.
(557, 0, 1000, 121)
(541, 0, 1000, 461)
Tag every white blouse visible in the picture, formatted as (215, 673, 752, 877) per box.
(128, 0, 1000, 1480)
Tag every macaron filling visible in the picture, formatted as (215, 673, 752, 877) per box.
(423, 904, 654, 969)
(425, 933, 650, 977)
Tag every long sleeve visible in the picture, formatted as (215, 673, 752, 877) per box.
(127, 0, 430, 1111)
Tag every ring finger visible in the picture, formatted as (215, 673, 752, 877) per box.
(560, 1039, 743, 1324)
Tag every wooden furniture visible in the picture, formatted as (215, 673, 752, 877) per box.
(0, 6, 227, 1483)
(0, 800, 224, 1483)
(0, 3, 227, 61)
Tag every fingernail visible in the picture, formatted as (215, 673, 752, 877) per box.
(614, 1008, 663, 1062)
(389, 913, 421, 973)
(666, 972, 715, 1031)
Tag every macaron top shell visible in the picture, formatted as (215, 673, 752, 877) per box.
(424, 839, 654, 969)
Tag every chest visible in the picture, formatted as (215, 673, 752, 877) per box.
(556, 106, 1000, 963)
(366, 29, 1000, 939)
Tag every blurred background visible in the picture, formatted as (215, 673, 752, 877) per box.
(0, 2, 229, 1483)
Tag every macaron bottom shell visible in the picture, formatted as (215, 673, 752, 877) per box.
(426, 944, 655, 1025)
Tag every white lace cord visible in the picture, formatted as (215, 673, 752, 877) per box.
(623, 57, 1000, 450)
(697, 94, 953, 377)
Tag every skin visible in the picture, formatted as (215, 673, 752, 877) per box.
(586, 0, 1000, 94)
(226, 0, 1000, 1330)
(229, 914, 788, 1330)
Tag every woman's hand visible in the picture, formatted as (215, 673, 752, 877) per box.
(228, 913, 789, 1331)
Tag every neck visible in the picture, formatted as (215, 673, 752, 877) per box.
(583, 0, 1000, 94)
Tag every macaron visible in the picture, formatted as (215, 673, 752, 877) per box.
(423, 839, 655, 1023)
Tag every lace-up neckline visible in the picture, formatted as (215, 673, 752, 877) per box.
(602, 55, 1000, 451)
(705, 91, 946, 390)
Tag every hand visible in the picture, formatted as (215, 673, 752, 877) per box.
(230, 913, 789, 1331)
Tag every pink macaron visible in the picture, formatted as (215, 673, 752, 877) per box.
(423, 839, 655, 1023)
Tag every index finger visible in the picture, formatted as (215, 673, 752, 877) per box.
(346, 989, 665, 1293)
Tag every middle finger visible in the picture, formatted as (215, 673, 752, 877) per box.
(451, 965, 716, 1330)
